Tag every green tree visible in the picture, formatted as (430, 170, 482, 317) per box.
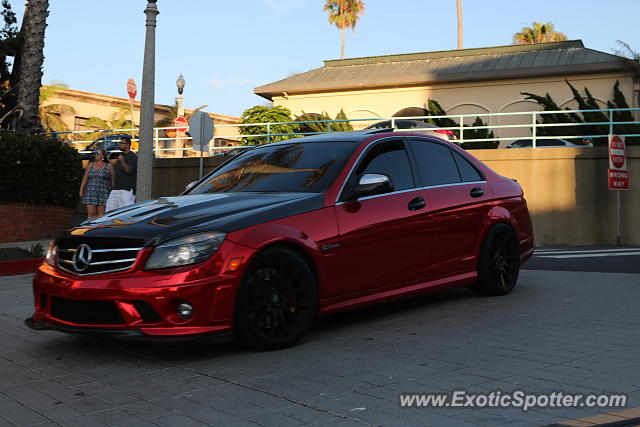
(613, 40, 640, 107)
(295, 108, 353, 133)
(240, 105, 300, 145)
(425, 99, 497, 148)
(324, 0, 365, 59)
(522, 80, 640, 146)
(0, 0, 18, 125)
(16, 0, 49, 133)
(39, 81, 76, 137)
(0, 0, 18, 85)
(513, 21, 567, 45)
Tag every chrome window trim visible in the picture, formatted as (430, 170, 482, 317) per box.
(334, 180, 488, 206)
(422, 180, 487, 190)
(336, 187, 421, 205)
(335, 136, 416, 204)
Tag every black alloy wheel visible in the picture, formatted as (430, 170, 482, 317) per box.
(471, 223, 520, 296)
(235, 247, 317, 350)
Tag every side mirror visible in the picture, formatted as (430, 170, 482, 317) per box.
(354, 173, 393, 198)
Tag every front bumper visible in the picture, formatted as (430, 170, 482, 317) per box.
(28, 240, 255, 341)
(25, 316, 233, 343)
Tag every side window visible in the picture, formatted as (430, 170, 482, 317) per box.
(452, 151, 483, 182)
(408, 139, 461, 186)
(354, 140, 414, 192)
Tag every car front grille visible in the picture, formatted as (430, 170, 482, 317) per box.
(50, 297, 124, 325)
(56, 237, 144, 276)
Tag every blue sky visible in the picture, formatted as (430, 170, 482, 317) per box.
(16, 0, 640, 117)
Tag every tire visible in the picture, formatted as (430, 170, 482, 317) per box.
(234, 247, 317, 350)
(471, 223, 520, 296)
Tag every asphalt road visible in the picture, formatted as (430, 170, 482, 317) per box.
(0, 262, 639, 425)
(523, 247, 640, 274)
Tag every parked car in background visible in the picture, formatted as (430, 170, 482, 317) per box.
(365, 119, 457, 141)
(78, 134, 138, 160)
(28, 130, 533, 350)
(505, 138, 588, 148)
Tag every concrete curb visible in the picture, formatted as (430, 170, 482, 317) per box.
(0, 258, 43, 276)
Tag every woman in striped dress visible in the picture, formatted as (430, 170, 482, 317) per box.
(79, 149, 115, 218)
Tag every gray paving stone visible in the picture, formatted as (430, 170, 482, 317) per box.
(1, 270, 639, 426)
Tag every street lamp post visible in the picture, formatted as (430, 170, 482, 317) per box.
(176, 73, 185, 157)
(136, 0, 159, 202)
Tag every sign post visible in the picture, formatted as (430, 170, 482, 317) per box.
(607, 135, 629, 245)
(189, 111, 214, 178)
(126, 78, 137, 136)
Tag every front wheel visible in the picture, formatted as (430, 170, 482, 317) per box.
(471, 223, 520, 296)
(234, 247, 317, 350)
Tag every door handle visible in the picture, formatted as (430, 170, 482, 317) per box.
(408, 197, 426, 211)
(470, 187, 484, 198)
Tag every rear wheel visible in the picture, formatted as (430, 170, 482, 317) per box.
(234, 247, 317, 350)
(471, 224, 520, 296)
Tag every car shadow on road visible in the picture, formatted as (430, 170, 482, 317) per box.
(32, 286, 490, 365)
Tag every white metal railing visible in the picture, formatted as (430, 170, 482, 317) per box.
(43, 108, 640, 156)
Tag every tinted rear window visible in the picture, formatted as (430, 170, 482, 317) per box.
(452, 151, 483, 182)
(189, 142, 356, 194)
(408, 139, 461, 186)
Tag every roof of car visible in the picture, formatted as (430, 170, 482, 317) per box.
(266, 129, 390, 146)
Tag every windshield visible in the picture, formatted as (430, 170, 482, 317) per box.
(188, 141, 357, 194)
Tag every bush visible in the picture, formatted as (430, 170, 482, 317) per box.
(0, 131, 83, 208)
(239, 105, 300, 145)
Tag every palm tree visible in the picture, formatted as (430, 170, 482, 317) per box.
(83, 108, 134, 140)
(513, 21, 567, 45)
(39, 82, 76, 138)
(324, 0, 365, 59)
(16, 0, 49, 133)
(456, 0, 463, 49)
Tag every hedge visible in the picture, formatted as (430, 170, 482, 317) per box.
(0, 131, 83, 208)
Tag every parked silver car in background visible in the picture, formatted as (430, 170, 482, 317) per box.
(364, 119, 457, 141)
(505, 138, 591, 148)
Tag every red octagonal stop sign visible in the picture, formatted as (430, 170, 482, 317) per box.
(609, 135, 626, 170)
(126, 78, 137, 100)
(175, 116, 188, 133)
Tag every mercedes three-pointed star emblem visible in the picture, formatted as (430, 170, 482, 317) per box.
(72, 244, 92, 272)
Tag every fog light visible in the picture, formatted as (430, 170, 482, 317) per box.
(176, 302, 194, 320)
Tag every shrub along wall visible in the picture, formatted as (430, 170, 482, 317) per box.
(0, 132, 83, 242)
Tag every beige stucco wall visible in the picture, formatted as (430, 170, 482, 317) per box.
(273, 73, 636, 144)
(43, 88, 241, 150)
(470, 146, 639, 246)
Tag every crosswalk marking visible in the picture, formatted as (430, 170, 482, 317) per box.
(535, 248, 640, 255)
(534, 248, 640, 259)
(536, 252, 640, 259)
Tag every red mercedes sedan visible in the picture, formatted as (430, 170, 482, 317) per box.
(27, 130, 534, 349)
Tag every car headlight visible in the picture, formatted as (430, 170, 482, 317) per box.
(144, 232, 226, 270)
(45, 240, 57, 266)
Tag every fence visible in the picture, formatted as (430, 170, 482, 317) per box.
(45, 108, 640, 157)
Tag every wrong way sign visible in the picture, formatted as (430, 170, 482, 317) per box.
(608, 135, 629, 190)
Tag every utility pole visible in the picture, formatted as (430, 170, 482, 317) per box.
(136, 0, 159, 202)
